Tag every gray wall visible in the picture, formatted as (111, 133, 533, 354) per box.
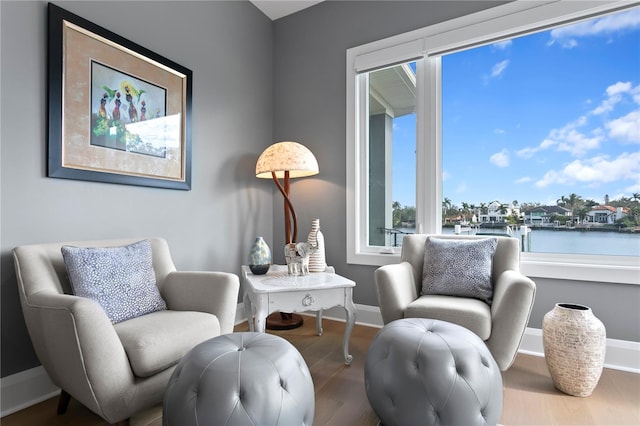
(1, 0, 274, 377)
(272, 1, 640, 341)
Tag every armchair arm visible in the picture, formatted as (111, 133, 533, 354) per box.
(486, 270, 536, 370)
(374, 262, 419, 324)
(24, 292, 135, 416)
(161, 271, 240, 334)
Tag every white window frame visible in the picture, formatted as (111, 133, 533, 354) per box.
(346, 0, 640, 285)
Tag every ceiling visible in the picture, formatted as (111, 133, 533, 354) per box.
(250, 0, 324, 20)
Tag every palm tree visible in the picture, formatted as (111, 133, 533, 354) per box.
(585, 199, 598, 208)
(568, 193, 583, 217)
(576, 206, 590, 224)
(557, 194, 583, 222)
(499, 203, 508, 222)
(562, 193, 583, 223)
(442, 198, 452, 218)
(392, 201, 402, 227)
(469, 204, 478, 222)
(461, 202, 470, 221)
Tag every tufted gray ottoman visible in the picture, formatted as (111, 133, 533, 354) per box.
(365, 318, 503, 426)
(163, 332, 315, 426)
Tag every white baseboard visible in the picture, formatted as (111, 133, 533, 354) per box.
(239, 301, 640, 373)
(0, 365, 59, 417)
(518, 327, 640, 373)
(4, 303, 637, 418)
(292, 303, 640, 373)
(317, 303, 385, 328)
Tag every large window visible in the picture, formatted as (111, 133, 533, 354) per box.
(346, 1, 639, 284)
(441, 9, 639, 258)
(364, 62, 417, 249)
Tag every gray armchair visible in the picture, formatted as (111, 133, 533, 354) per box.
(13, 238, 240, 425)
(374, 234, 535, 370)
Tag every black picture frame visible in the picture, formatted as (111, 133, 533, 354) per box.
(48, 3, 192, 190)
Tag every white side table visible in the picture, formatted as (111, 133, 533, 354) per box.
(241, 265, 357, 365)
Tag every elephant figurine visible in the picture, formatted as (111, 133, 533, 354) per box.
(284, 236, 319, 276)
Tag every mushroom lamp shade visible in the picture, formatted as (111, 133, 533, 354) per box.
(256, 141, 319, 245)
(256, 142, 319, 179)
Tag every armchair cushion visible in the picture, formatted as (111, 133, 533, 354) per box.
(421, 237, 497, 304)
(61, 240, 167, 324)
(405, 295, 492, 340)
(115, 310, 221, 378)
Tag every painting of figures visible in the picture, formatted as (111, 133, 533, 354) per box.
(91, 62, 168, 158)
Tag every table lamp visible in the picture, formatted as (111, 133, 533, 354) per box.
(256, 141, 319, 245)
(255, 141, 319, 329)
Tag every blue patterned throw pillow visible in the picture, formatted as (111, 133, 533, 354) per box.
(421, 237, 498, 304)
(61, 240, 167, 324)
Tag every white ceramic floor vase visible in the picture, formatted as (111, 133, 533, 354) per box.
(307, 219, 327, 272)
(542, 303, 606, 397)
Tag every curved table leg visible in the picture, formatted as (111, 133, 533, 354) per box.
(316, 309, 323, 336)
(343, 288, 357, 365)
(243, 292, 254, 332)
(254, 303, 268, 333)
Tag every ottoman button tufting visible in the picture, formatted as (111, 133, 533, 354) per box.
(365, 318, 503, 426)
(163, 332, 315, 426)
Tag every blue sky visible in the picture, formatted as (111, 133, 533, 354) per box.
(392, 7, 640, 208)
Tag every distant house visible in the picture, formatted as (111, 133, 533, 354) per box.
(586, 205, 629, 224)
(523, 205, 571, 225)
(478, 201, 519, 223)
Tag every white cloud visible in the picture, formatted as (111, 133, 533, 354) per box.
(606, 110, 640, 143)
(516, 138, 559, 159)
(493, 40, 512, 50)
(624, 182, 640, 194)
(548, 9, 640, 48)
(491, 60, 509, 78)
(494, 128, 506, 135)
(561, 9, 639, 37)
(490, 149, 510, 167)
(516, 146, 539, 159)
(456, 182, 468, 193)
(591, 81, 633, 115)
(607, 192, 629, 203)
(632, 85, 640, 104)
(555, 128, 604, 156)
(549, 38, 578, 49)
(535, 170, 564, 188)
(540, 138, 557, 149)
(515, 177, 532, 184)
(535, 152, 640, 188)
(607, 81, 634, 97)
(538, 116, 603, 157)
(517, 82, 640, 160)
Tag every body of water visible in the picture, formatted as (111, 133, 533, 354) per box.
(393, 227, 640, 257)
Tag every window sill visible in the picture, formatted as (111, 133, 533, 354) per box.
(348, 250, 640, 285)
(521, 253, 640, 285)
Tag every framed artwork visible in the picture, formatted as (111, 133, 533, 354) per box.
(48, 3, 192, 190)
